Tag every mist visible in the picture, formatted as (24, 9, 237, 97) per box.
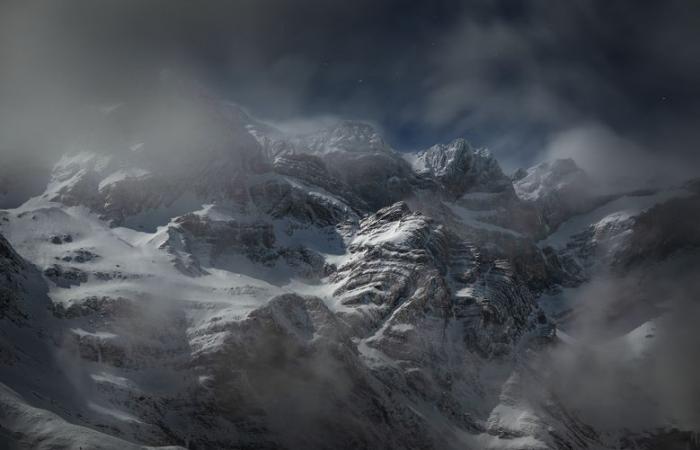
(1, 1, 699, 449)
(541, 245, 700, 434)
(2, 1, 700, 170)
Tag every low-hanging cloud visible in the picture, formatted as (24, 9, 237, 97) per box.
(544, 251, 700, 433)
(541, 123, 699, 192)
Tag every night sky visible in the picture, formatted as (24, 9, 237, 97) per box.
(1, 0, 699, 172)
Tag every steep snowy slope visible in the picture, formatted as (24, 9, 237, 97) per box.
(0, 229, 187, 449)
(535, 199, 700, 450)
(513, 158, 613, 233)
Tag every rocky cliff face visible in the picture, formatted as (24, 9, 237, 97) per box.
(408, 138, 512, 198)
(0, 233, 26, 322)
(0, 91, 697, 449)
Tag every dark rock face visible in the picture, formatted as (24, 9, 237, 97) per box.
(43, 264, 89, 287)
(331, 202, 539, 355)
(0, 234, 25, 321)
(0, 234, 23, 275)
(49, 234, 73, 244)
(51, 295, 135, 319)
(98, 175, 185, 225)
(186, 294, 418, 450)
(162, 213, 328, 281)
(542, 191, 700, 288)
(411, 138, 513, 198)
(176, 213, 277, 259)
(615, 193, 700, 269)
(58, 248, 99, 263)
(271, 152, 368, 212)
(322, 151, 425, 211)
(547, 218, 634, 286)
(331, 202, 452, 330)
(249, 177, 354, 227)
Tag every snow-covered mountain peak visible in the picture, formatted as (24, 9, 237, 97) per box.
(52, 152, 113, 179)
(514, 158, 588, 202)
(295, 120, 390, 155)
(407, 138, 511, 196)
(408, 138, 472, 175)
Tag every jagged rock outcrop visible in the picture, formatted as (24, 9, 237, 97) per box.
(249, 177, 356, 227)
(409, 138, 513, 197)
(159, 211, 329, 281)
(0, 233, 26, 322)
(331, 202, 452, 332)
(271, 152, 368, 212)
(331, 202, 541, 356)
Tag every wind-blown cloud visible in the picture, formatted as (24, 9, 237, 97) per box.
(542, 123, 698, 191)
(0, 0, 698, 177)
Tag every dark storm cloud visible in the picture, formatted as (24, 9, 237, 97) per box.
(1, 0, 699, 174)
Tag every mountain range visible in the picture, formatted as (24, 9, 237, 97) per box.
(1, 84, 699, 449)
